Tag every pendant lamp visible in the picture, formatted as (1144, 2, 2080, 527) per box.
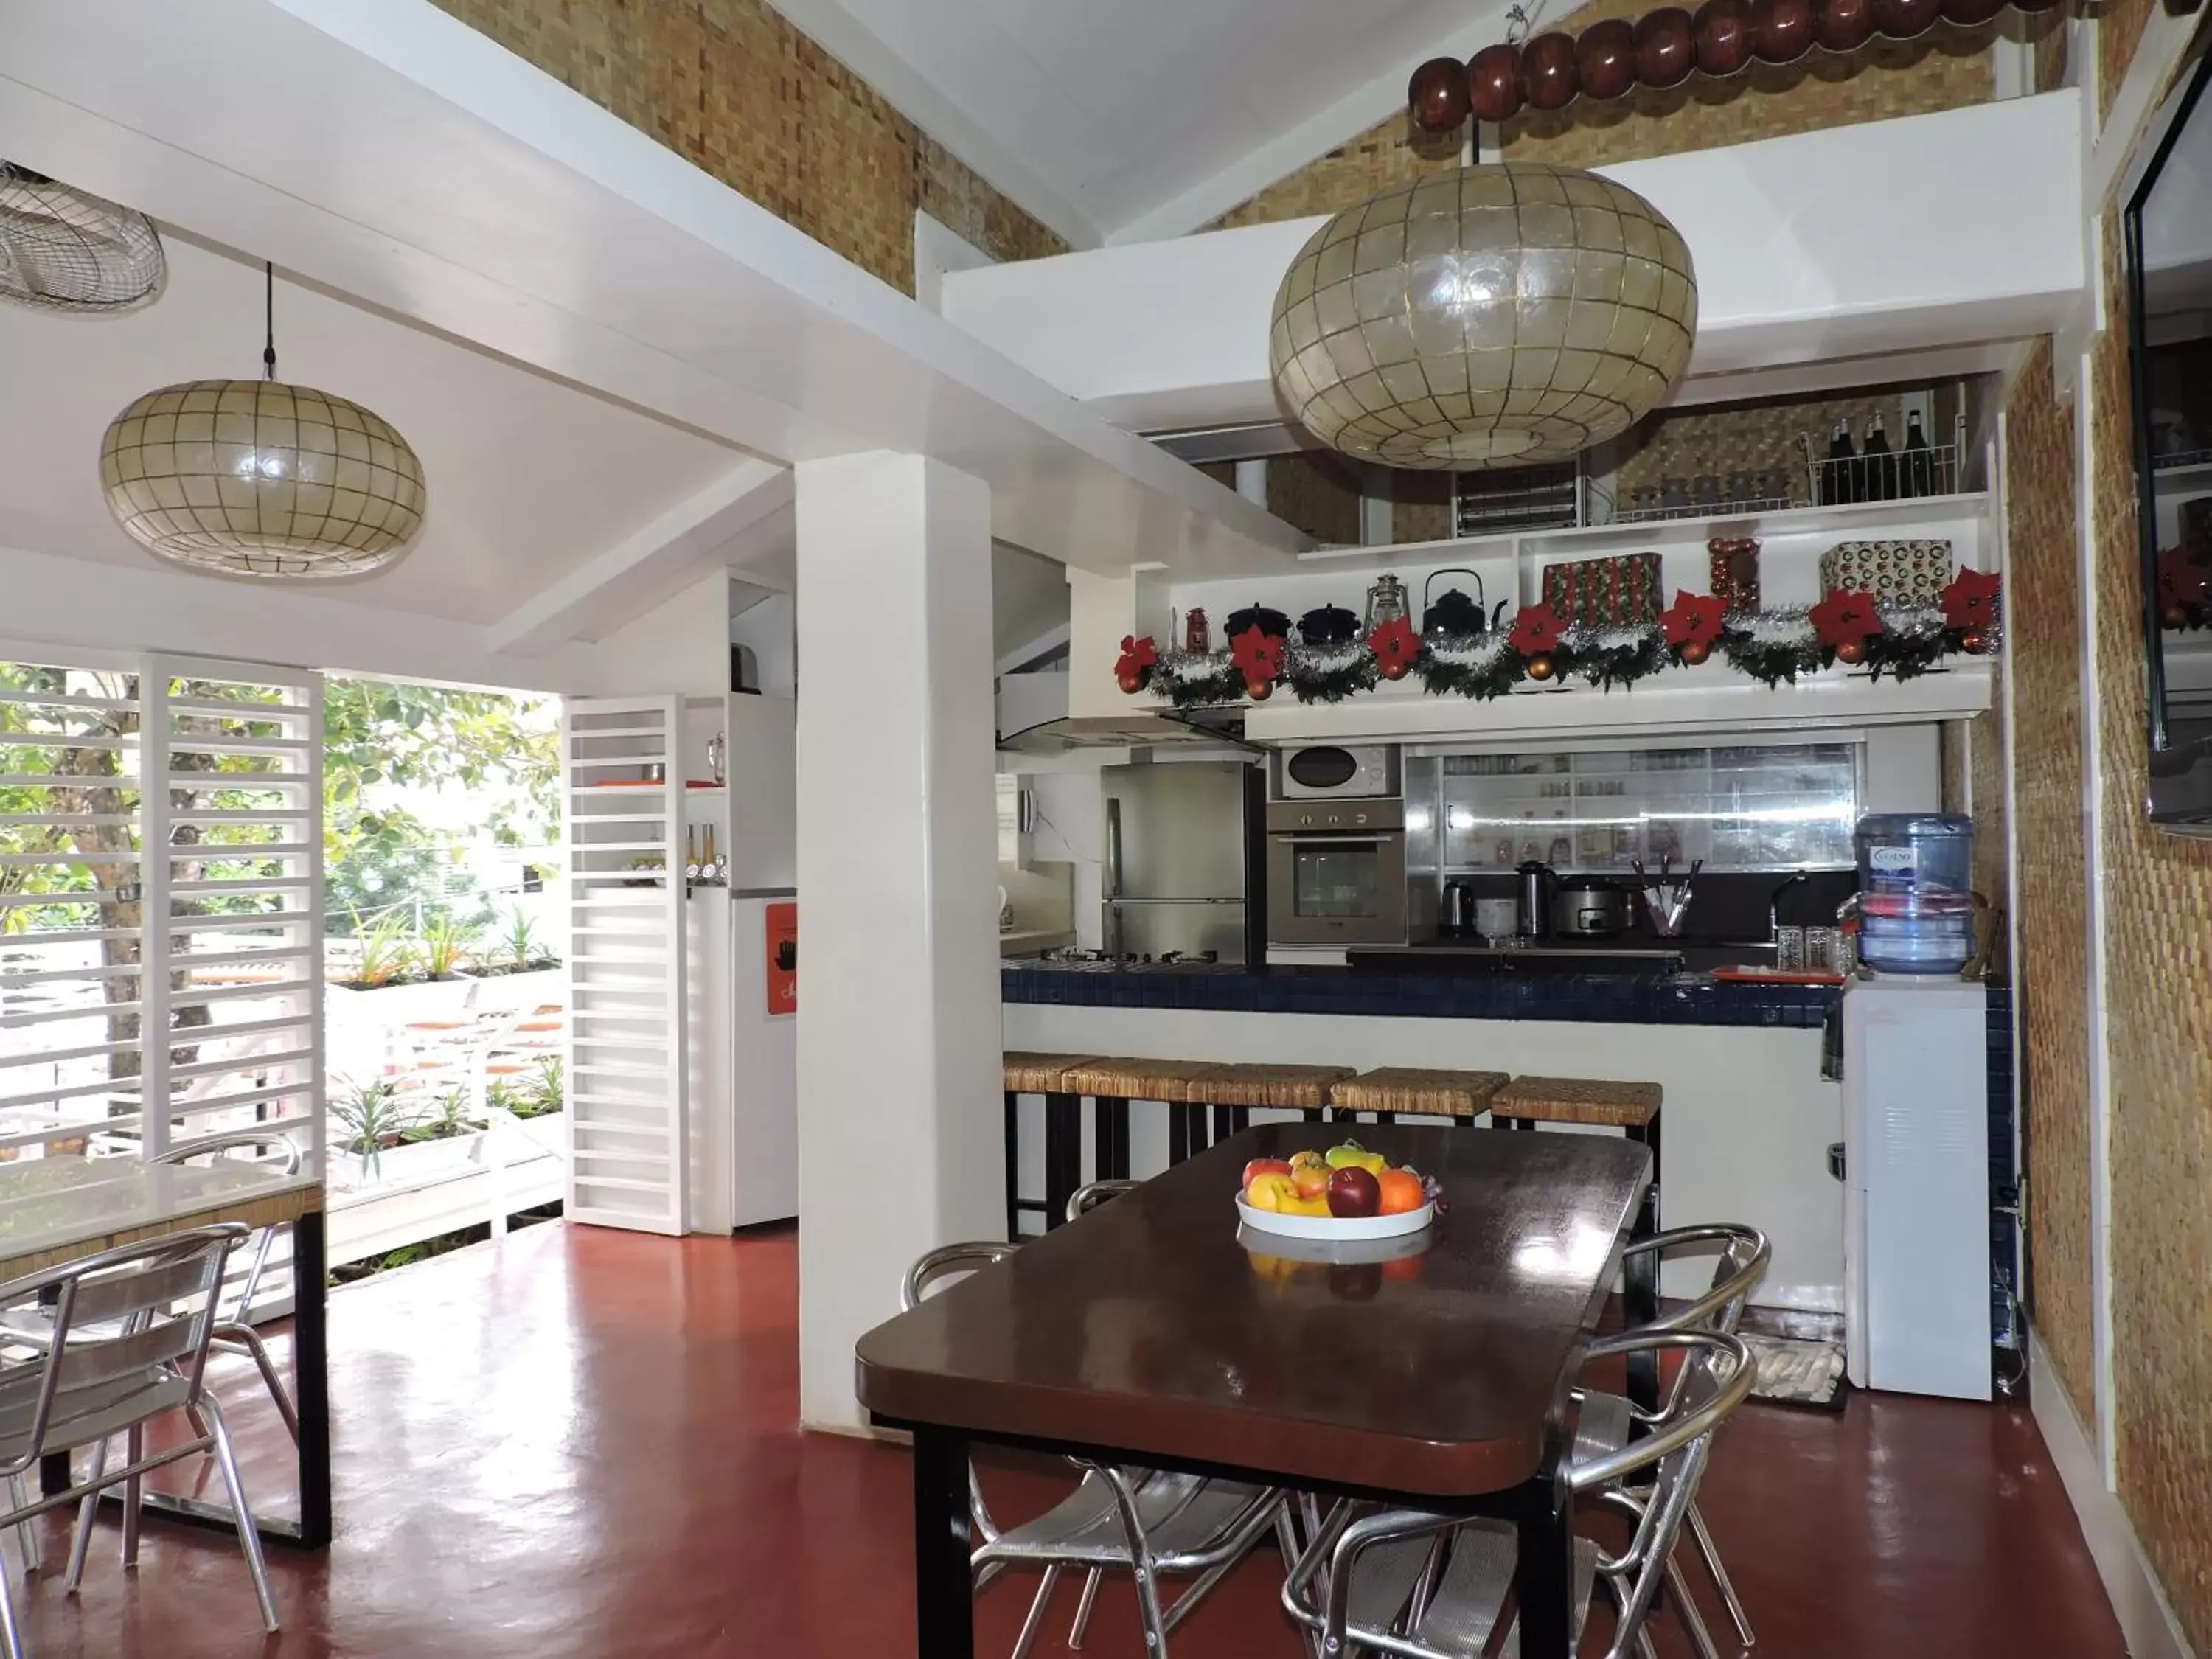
(1269, 164, 1697, 470)
(100, 262, 425, 578)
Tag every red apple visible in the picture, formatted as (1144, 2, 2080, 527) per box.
(1242, 1158, 1293, 1190)
(1291, 1163, 1332, 1203)
(1326, 1166, 1382, 1219)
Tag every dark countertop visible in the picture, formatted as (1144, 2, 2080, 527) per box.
(1001, 956, 1843, 1029)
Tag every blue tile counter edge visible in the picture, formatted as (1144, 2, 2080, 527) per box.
(1001, 962, 1846, 1029)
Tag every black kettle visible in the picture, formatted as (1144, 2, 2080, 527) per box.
(1422, 568, 1509, 641)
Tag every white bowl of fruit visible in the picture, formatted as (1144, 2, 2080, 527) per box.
(1234, 1141, 1438, 1240)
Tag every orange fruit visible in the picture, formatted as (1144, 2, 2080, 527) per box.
(1377, 1167, 1426, 1216)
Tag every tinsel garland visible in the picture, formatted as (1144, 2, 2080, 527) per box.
(1416, 631, 1523, 700)
(1285, 640, 1380, 703)
(1861, 604, 1951, 682)
(1138, 603, 1998, 706)
(1562, 623, 1668, 692)
(1721, 608, 1825, 689)
(1150, 647, 1245, 709)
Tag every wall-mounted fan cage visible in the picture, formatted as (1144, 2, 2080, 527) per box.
(0, 162, 165, 313)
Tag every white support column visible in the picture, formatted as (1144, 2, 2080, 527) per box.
(793, 452, 1002, 1433)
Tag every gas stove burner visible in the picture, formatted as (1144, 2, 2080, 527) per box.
(1040, 946, 1222, 967)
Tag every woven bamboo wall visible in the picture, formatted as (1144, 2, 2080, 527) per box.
(2002, 337, 2096, 1425)
(428, 0, 1067, 293)
(1267, 453, 1364, 545)
(2101, 0, 2161, 120)
(1498, 0, 1999, 167)
(2084, 206, 2212, 1658)
(1609, 389, 1936, 507)
(1206, 115, 1462, 232)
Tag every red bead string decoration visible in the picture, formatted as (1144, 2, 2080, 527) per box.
(1408, 0, 2064, 133)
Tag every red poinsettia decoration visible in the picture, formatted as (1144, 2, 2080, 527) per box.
(1507, 603, 1565, 658)
(1367, 615, 1421, 676)
(1938, 568, 2003, 631)
(1115, 634, 1158, 677)
(1810, 588, 1883, 648)
(1659, 590, 1728, 650)
(1228, 625, 1285, 685)
(2158, 548, 2211, 615)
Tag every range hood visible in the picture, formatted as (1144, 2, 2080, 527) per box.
(997, 710, 1253, 756)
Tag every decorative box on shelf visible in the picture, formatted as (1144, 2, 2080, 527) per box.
(1540, 552, 1663, 626)
(1818, 540, 1954, 604)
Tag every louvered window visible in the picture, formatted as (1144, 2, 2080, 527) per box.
(0, 650, 322, 1166)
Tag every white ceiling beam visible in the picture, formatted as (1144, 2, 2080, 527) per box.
(0, 0, 1306, 581)
(487, 459, 793, 655)
(1102, 14, 1512, 246)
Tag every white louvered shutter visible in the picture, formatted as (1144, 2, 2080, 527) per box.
(0, 656, 151, 1155)
(562, 696, 689, 1234)
(142, 657, 324, 1164)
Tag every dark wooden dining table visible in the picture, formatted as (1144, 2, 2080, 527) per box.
(855, 1121, 1652, 1659)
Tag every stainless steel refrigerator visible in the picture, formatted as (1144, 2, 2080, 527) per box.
(1101, 761, 1256, 961)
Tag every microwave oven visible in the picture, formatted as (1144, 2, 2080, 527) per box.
(1271, 744, 1399, 801)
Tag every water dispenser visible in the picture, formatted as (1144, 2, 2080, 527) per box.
(1853, 813, 1976, 975)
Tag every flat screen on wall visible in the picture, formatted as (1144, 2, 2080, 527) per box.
(2129, 34, 2212, 831)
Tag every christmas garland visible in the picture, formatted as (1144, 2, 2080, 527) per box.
(1119, 572, 2003, 709)
(1284, 639, 1380, 703)
(1417, 630, 1523, 700)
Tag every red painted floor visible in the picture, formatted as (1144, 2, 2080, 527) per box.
(13, 1222, 2124, 1657)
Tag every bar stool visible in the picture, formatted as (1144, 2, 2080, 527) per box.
(1060, 1059, 1225, 1171)
(1328, 1067, 1509, 1128)
(1186, 1063, 1355, 1141)
(1492, 1074, 1665, 1407)
(1001, 1052, 1099, 1240)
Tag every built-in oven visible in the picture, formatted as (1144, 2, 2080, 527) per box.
(1265, 799, 1409, 947)
(1272, 744, 1399, 801)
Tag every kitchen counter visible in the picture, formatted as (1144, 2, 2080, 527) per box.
(998, 928, 1076, 958)
(1001, 957, 1840, 1029)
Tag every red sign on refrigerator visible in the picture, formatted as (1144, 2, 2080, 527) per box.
(765, 902, 797, 1016)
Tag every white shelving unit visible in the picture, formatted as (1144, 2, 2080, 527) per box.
(1152, 492, 1999, 745)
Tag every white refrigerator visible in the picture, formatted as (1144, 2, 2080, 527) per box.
(1841, 977, 1991, 1399)
(687, 891, 798, 1231)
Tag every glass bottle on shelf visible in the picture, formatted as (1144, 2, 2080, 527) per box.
(1864, 413, 1896, 502)
(1823, 419, 1855, 504)
(1902, 410, 1934, 498)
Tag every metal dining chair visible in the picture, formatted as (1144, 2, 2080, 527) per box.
(0, 1135, 304, 1447)
(1568, 1222, 1770, 1655)
(0, 1225, 277, 1655)
(1280, 1329, 1756, 1659)
(903, 1239, 1291, 1659)
(150, 1132, 304, 1442)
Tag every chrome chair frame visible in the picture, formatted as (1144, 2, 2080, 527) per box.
(1569, 1222, 1769, 1654)
(0, 1225, 277, 1655)
(150, 1132, 304, 1443)
(1280, 1330, 1756, 1659)
(908, 1220, 1293, 1659)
